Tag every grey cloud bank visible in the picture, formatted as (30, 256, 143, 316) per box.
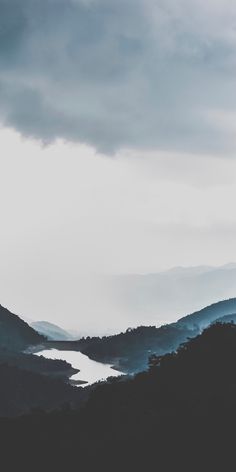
(0, 129, 236, 333)
(1, 2, 236, 334)
(0, 0, 236, 153)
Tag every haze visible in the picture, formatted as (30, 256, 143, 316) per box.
(0, 0, 236, 333)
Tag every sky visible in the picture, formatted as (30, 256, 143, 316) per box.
(0, 0, 236, 332)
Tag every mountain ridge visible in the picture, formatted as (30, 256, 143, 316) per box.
(69, 297, 236, 372)
(1, 322, 236, 469)
(0, 304, 44, 351)
(31, 321, 73, 341)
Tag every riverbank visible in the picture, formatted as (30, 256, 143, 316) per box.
(26, 344, 82, 384)
(37, 340, 131, 373)
(35, 347, 124, 386)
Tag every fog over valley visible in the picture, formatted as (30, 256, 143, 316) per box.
(5, 263, 236, 335)
(0, 128, 236, 334)
(1, 1, 236, 467)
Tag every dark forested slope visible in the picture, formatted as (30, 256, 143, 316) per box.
(0, 304, 44, 350)
(178, 297, 236, 329)
(1, 323, 236, 470)
(74, 324, 197, 372)
(71, 297, 236, 372)
(0, 363, 87, 417)
(0, 348, 77, 379)
(0, 305, 84, 413)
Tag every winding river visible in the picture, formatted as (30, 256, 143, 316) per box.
(36, 349, 123, 386)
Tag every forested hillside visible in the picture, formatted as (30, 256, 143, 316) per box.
(1, 323, 236, 469)
(62, 298, 236, 372)
(0, 304, 44, 350)
(31, 321, 73, 340)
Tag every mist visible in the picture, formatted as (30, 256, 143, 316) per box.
(0, 128, 236, 334)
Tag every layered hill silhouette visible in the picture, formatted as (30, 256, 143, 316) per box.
(0, 305, 88, 415)
(31, 321, 73, 341)
(0, 304, 44, 350)
(1, 297, 236, 418)
(0, 363, 87, 417)
(104, 263, 236, 330)
(177, 297, 236, 329)
(1, 322, 236, 469)
(70, 297, 236, 372)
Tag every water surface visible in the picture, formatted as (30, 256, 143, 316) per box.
(36, 349, 123, 386)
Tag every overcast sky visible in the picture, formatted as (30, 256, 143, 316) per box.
(0, 0, 236, 332)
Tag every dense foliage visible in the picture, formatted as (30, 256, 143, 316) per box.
(0, 348, 77, 378)
(178, 297, 236, 329)
(1, 300, 236, 468)
(0, 304, 44, 350)
(76, 324, 197, 372)
(59, 298, 236, 373)
(0, 323, 236, 469)
(0, 362, 87, 417)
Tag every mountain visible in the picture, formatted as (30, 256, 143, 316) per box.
(177, 297, 236, 329)
(0, 304, 44, 351)
(1, 323, 236, 469)
(11, 263, 236, 336)
(0, 348, 78, 380)
(72, 323, 197, 372)
(0, 305, 89, 416)
(73, 298, 236, 372)
(0, 362, 87, 417)
(105, 263, 236, 329)
(0, 303, 79, 378)
(31, 321, 73, 341)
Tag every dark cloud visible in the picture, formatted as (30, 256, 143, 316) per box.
(0, 0, 236, 153)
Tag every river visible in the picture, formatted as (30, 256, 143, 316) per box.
(36, 348, 123, 386)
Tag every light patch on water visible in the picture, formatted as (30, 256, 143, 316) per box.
(35, 349, 123, 386)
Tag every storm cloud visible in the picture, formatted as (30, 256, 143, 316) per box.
(0, 0, 236, 153)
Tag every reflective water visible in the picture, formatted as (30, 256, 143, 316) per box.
(36, 349, 123, 386)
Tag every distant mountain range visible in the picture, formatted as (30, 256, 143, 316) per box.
(2, 295, 236, 415)
(106, 263, 236, 329)
(10, 263, 236, 336)
(177, 298, 236, 329)
(31, 321, 73, 341)
(73, 297, 236, 372)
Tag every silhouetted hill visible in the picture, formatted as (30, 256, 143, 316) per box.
(73, 324, 197, 372)
(0, 304, 44, 351)
(0, 305, 80, 390)
(83, 323, 236, 423)
(73, 298, 236, 372)
(0, 348, 78, 380)
(31, 321, 73, 341)
(0, 363, 87, 417)
(0, 307, 87, 416)
(178, 297, 236, 329)
(0, 306, 89, 417)
(1, 323, 236, 470)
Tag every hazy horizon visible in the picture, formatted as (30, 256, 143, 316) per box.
(1, 1, 236, 334)
(3, 262, 236, 336)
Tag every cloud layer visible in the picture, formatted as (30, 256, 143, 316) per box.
(0, 0, 236, 153)
(0, 127, 236, 333)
